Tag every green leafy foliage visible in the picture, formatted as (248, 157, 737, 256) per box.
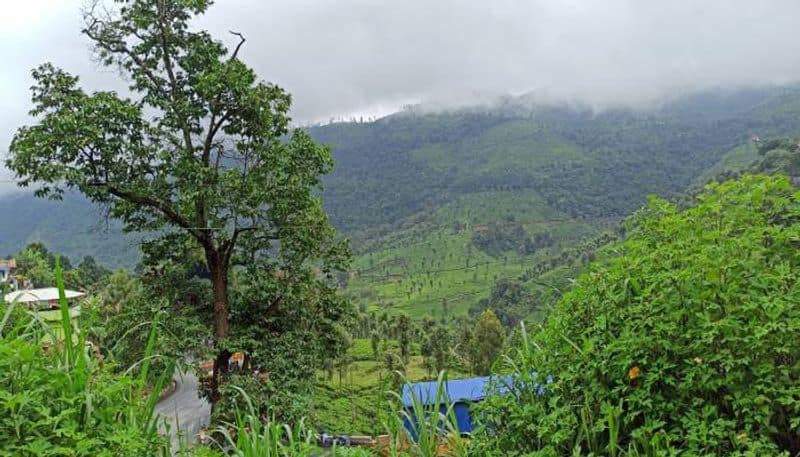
(7, 0, 352, 408)
(478, 175, 800, 455)
(469, 279, 537, 329)
(753, 137, 800, 176)
(0, 262, 169, 456)
(11, 242, 112, 290)
(13, 244, 54, 287)
(464, 309, 505, 375)
(213, 387, 315, 456)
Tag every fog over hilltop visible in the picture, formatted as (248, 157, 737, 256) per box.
(2, 0, 800, 190)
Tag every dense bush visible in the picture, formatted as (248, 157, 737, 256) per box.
(0, 284, 169, 455)
(469, 279, 536, 328)
(478, 175, 800, 456)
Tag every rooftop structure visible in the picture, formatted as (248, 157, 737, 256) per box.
(401, 376, 513, 435)
(0, 258, 17, 284)
(4, 287, 85, 309)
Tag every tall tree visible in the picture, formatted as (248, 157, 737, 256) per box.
(394, 312, 412, 363)
(7, 0, 348, 402)
(467, 309, 505, 375)
(429, 324, 452, 375)
(14, 245, 55, 288)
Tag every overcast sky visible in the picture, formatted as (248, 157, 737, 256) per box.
(3, 0, 800, 189)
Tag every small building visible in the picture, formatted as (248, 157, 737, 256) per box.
(4, 287, 86, 345)
(401, 376, 511, 436)
(0, 259, 17, 288)
(4, 287, 85, 310)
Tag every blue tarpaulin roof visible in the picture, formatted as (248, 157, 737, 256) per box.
(401, 376, 513, 407)
(401, 375, 548, 435)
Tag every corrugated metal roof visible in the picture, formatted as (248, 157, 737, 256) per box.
(4, 287, 85, 304)
(401, 376, 514, 407)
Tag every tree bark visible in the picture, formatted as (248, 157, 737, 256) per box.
(209, 253, 230, 340)
(206, 247, 231, 406)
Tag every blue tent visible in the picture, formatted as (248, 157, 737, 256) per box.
(401, 376, 512, 436)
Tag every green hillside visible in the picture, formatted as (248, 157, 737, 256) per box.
(314, 87, 800, 318)
(0, 193, 139, 269)
(695, 142, 761, 184)
(4, 87, 800, 316)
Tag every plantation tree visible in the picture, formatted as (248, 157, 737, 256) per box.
(394, 312, 412, 363)
(370, 330, 381, 359)
(7, 0, 348, 402)
(467, 309, 505, 375)
(429, 324, 452, 374)
(382, 350, 404, 390)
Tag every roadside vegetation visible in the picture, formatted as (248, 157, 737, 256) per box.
(7, 171, 800, 456)
(477, 174, 800, 456)
(3, 0, 800, 455)
(0, 262, 171, 456)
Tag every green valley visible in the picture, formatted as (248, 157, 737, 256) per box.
(313, 88, 800, 320)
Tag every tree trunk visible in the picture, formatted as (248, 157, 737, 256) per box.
(206, 248, 230, 407)
(242, 352, 251, 372)
(209, 256, 230, 340)
(210, 348, 231, 406)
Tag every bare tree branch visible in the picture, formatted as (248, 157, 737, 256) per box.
(229, 31, 246, 61)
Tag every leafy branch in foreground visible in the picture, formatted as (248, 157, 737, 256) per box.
(478, 175, 800, 456)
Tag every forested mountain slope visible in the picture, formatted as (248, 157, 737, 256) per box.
(0, 192, 137, 269)
(2, 87, 800, 316)
(315, 86, 800, 244)
(311, 87, 800, 317)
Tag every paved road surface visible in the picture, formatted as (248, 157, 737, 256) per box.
(155, 371, 211, 449)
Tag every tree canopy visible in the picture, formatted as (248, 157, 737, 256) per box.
(7, 0, 349, 403)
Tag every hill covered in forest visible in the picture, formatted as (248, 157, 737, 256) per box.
(314, 86, 800, 317)
(3, 86, 800, 316)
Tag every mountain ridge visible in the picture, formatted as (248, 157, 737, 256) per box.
(2, 87, 800, 316)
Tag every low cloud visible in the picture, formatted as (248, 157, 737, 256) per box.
(199, 0, 800, 118)
(3, 0, 800, 190)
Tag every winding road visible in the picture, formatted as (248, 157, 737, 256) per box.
(155, 371, 211, 448)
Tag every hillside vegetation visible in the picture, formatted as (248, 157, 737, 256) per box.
(9, 172, 800, 456)
(480, 174, 800, 455)
(8, 1, 800, 455)
(5, 87, 800, 319)
(317, 87, 800, 318)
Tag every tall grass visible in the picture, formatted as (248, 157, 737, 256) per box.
(483, 322, 675, 457)
(386, 371, 468, 457)
(212, 386, 314, 456)
(203, 372, 467, 457)
(1, 260, 476, 456)
(0, 257, 173, 456)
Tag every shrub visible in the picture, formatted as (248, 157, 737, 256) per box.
(0, 261, 170, 456)
(478, 175, 800, 456)
(213, 386, 315, 457)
